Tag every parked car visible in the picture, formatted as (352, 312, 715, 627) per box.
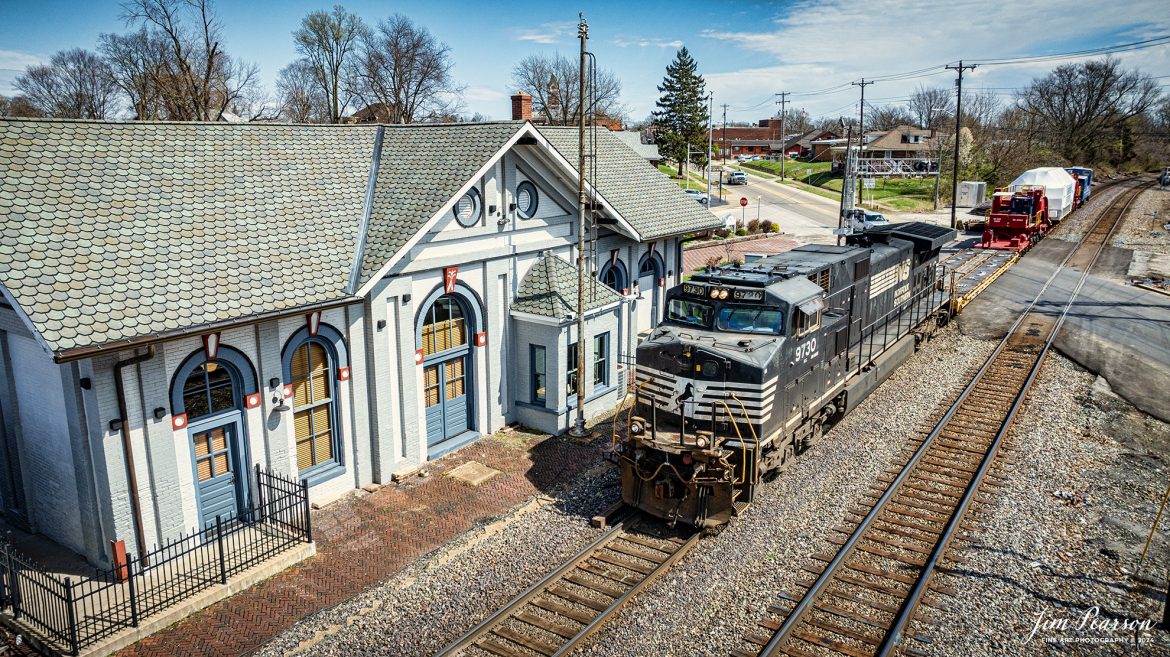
(728, 171, 748, 185)
(736, 155, 748, 163)
(683, 189, 709, 205)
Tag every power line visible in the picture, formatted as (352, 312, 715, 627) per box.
(968, 34, 1170, 66)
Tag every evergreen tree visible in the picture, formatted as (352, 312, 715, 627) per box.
(652, 47, 709, 178)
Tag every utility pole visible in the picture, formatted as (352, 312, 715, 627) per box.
(776, 91, 789, 179)
(721, 104, 728, 163)
(571, 12, 589, 438)
(706, 93, 713, 205)
(852, 79, 873, 206)
(946, 60, 976, 230)
(836, 118, 853, 247)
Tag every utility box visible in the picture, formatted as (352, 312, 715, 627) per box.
(956, 181, 987, 207)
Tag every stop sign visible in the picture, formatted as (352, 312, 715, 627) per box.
(739, 197, 748, 207)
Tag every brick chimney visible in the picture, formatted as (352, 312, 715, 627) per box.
(511, 92, 532, 121)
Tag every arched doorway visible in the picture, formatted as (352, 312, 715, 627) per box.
(417, 293, 476, 447)
(171, 346, 257, 528)
(636, 251, 665, 332)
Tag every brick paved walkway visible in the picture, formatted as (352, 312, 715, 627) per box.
(116, 428, 604, 657)
(683, 235, 800, 273)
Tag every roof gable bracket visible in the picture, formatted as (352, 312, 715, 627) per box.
(346, 125, 385, 295)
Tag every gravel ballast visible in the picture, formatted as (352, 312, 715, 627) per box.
(922, 354, 1170, 657)
(254, 465, 617, 657)
(256, 324, 1170, 657)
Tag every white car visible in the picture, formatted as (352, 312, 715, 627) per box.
(846, 208, 889, 230)
(683, 189, 709, 205)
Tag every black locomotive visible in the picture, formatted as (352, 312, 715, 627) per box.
(617, 222, 954, 529)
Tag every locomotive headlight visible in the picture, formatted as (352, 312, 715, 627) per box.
(709, 288, 720, 299)
(696, 435, 709, 448)
(629, 419, 644, 435)
(717, 289, 729, 300)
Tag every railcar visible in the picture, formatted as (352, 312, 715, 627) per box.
(617, 222, 954, 530)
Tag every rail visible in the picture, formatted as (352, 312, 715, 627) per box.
(740, 179, 1152, 657)
(434, 513, 699, 657)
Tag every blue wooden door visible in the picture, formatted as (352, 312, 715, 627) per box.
(423, 356, 470, 446)
(190, 421, 243, 528)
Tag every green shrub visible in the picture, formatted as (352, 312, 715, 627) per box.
(735, 228, 747, 236)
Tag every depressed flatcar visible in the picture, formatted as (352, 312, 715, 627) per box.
(617, 222, 954, 530)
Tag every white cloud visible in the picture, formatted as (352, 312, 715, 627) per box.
(613, 37, 684, 49)
(513, 21, 576, 45)
(0, 49, 46, 96)
(464, 85, 508, 104)
(696, 0, 1170, 124)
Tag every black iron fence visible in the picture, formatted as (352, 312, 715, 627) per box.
(0, 466, 311, 656)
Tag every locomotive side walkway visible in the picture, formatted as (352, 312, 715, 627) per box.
(113, 428, 604, 657)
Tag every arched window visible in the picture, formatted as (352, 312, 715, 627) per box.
(599, 259, 628, 293)
(289, 340, 338, 473)
(420, 295, 467, 356)
(182, 362, 238, 420)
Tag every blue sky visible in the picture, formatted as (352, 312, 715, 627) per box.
(1, 0, 1167, 124)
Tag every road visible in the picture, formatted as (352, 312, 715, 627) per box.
(704, 164, 840, 243)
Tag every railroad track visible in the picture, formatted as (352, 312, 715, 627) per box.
(734, 179, 1154, 657)
(434, 513, 699, 657)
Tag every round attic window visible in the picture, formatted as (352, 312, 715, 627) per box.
(453, 187, 481, 227)
(516, 181, 539, 218)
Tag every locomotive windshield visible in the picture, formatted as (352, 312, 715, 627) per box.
(716, 305, 783, 334)
(666, 298, 713, 328)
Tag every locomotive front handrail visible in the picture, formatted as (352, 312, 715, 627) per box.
(727, 393, 760, 485)
(711, 399, 748, 485)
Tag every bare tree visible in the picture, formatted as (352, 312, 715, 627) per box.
(0, 95, 41, 117)
(277, 60, 329, 122)
(121, 0, 259, 121)
(293, 5, 367, 123)
(1019, 57, 1161, 164)
(348, 14, 463, 123)
(908, 85, 954, 129)
(99, 28, 168, 119)
(866, 104, 913, 131)
(15, 49, 119, 119)
(510, 52, 624, 125)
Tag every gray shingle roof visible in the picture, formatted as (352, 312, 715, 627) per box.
(0, 118, 712, 356)
(359, 122, 522, 283)
(512, 254, 622, 318)
(609, 131, 662, 161)
(0, 118, 376, 356)
(536, 126, 722, 240)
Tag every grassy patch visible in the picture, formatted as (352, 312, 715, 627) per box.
(820, 176, 936, 211)
(659, 163, 712, 190)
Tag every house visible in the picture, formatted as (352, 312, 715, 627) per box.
(783, 129, 838, 159)
(860, 124, 938, 159)
(0, 115, 719, 569)
(823, 125, 940, 175)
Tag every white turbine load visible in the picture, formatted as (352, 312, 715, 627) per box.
(1009, 167, 1077, 221)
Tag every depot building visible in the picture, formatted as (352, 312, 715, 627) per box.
(0, 116, 718, 566)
